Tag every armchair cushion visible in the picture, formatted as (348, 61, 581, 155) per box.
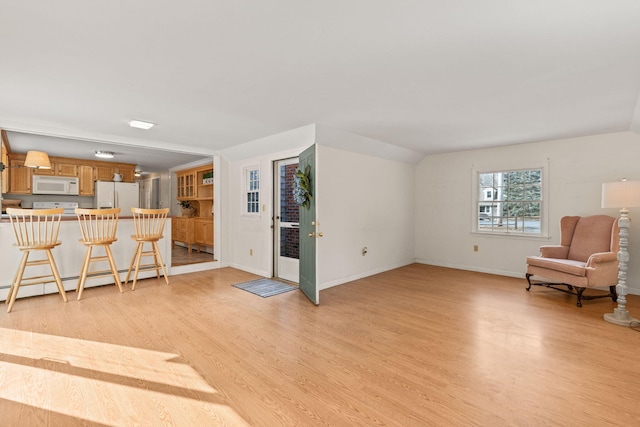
(567, 215, 618, 262)
(526, 256, 587, 277)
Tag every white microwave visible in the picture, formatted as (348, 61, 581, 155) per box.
(32, 175, 80, 195)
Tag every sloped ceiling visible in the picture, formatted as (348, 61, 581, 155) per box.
(1, 1, 639, 161)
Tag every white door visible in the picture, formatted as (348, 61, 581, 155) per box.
(274, 158, 299, 283)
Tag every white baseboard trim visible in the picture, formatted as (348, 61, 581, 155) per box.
(413, 258, 640, 296)
(318, 259, 415, 291)
(227, 263, 270, 279)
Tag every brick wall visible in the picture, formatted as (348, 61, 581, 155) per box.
(280, 163, 299, 259)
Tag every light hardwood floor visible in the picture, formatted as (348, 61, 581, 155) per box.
(171, 245, 215, 266)
(1, 264, 639, 426)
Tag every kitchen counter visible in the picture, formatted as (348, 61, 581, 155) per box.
(1, 214, 179, 221)
(0, 217, 172, 302)
(1, 214, 141, 221)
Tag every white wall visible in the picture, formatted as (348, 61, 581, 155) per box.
(415, 131, 640, 294)
(316, 145, 415, 289)
(225, 126, 316, 277)
(224, 124, 417, 287)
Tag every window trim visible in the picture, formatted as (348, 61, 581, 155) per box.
(242, 165, 261, 217)
(471, 162, 549, 238)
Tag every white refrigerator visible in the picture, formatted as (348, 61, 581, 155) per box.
(94, 181, 140, 213)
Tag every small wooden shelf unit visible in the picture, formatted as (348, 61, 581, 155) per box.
(173, 164, 214, 254)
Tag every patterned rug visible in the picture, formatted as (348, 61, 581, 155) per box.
(232, 278, 298, 298)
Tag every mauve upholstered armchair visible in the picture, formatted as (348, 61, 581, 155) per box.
(526, 215, 619, 307)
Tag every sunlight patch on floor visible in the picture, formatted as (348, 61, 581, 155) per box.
(0, 327, 249, 425)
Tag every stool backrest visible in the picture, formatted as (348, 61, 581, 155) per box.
(75, 208, 121, 242)
(131, 208, 169, 239)
(6, 207, 63, 247)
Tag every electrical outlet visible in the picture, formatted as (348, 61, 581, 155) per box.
(473, 245, 478, 252)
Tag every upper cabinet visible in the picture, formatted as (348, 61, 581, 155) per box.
(78, 165, 95, 196)
(8, 157, 32, 194)
(177, 170, 195, 199)
(1, 135, 8, 194)
(33, 161, 78, 177)
(4, 152, 136, 195)
(176, 164, 213, 217)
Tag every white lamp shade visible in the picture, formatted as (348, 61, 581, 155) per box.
(602, 180, 640, 209)
(24, 151, 51, 169)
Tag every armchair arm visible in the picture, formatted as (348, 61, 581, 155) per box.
(586, 252, 618, 268)
(585, 252, 619, 287)
(539, 245, 569, 259)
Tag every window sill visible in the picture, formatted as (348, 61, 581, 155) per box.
(471, 230, 551, 241)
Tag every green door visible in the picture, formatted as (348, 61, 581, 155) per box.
(298, 144, 318, 305)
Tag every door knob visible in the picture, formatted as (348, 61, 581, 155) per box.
(309, 232, 315, 238)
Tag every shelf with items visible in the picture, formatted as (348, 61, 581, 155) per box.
(175, 164, 213, 214)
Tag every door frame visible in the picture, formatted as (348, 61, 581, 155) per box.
(273, 157, 300, 283)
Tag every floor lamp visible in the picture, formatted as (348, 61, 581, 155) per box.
(601, 179, 640, 327)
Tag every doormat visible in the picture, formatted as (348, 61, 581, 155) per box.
(232, 278, 297, 298)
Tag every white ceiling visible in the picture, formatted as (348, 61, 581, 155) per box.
(1, 1, 640, 162)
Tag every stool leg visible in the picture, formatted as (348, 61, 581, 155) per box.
(7, 251, 30, 313)
(151, 243, 161, 279)
(131, 243, 145, 291)
(6, 252, 27, 306)
(46, 249, 67, 303)
(77, 246, 92, 299)
(153, 241, 170, 285)
(125, 242, 141, 285)
(105, 245, 123, 293)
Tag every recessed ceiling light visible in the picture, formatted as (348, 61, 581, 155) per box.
(129, 120, 155, 130)
(95, 150, 115, 159)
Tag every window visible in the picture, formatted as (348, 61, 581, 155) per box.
(475, 168, 543, 235)
(244, 166, 260, 215)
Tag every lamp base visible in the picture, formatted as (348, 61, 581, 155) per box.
(603, 309, 639, 327)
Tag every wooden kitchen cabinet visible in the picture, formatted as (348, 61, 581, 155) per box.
(57, 162, 78, 177)
(1, 140, 8, 194)
(94, 164, 136, 183)
(176, 164, 213, 213)
(173, 164, 214, 255)
(176, 170, 196, 199)
(33, 161, 78, 177)
(172, 217, 197, 253)
(8, 158, 32, 194)
(194, 217, 214, 247)
(78, 165, 95, 195)
(7, 151, 136, 194)
(33, 162, 56, 176)
(94, 165, 115, 182)
(118, 168, 134, 183)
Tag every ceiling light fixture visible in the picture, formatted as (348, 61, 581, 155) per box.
(95, 150, 115, 159)
(129, 120, 155, 130)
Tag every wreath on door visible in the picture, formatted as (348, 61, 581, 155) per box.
(292, 166, 312, 208)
